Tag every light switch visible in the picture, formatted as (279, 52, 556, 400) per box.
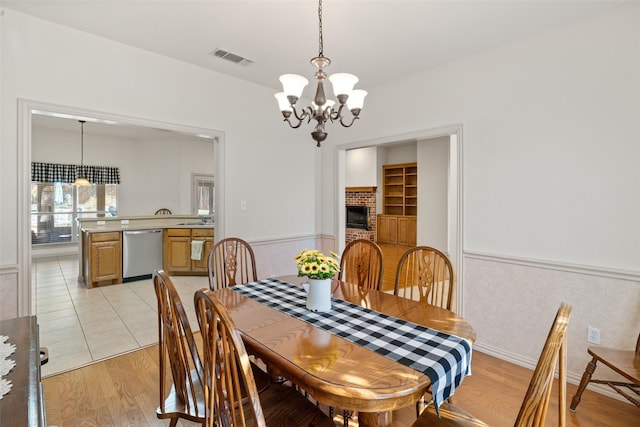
(240, 200, 247, 211)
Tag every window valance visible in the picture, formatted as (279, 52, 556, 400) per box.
(31, 162, 121, 184)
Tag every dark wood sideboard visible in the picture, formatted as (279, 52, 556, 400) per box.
(0, 316, 46, 426)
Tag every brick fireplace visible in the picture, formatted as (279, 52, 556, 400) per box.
(345, 186, 377, 243)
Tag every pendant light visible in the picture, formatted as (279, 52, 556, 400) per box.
(73, 120, 91, 186)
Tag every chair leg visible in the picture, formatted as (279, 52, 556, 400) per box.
(343, 409, 352, 427)
(416, 395, 427, 418)
(570, 356, 598, 412)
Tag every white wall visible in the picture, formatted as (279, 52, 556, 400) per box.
(320, 3, 640, 389)
(0, 10, 321, 318)
(31, 126, 214, 215)
(345, 146, 377, 187)
(416, 136, 449, 250)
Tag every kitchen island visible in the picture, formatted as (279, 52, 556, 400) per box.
(78, 216, 214, 288)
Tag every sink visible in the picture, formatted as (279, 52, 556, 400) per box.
(176, 222, 207, 226)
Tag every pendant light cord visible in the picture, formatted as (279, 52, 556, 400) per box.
(79, 120, 85, 169)
(318, 0, 324, 57)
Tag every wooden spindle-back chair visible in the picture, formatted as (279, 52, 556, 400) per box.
(208, 237, 257, 291)
(338, 239, 384, 290)
(394, 246, 455, 310)
(193, 289, 336, 427)
(570, 331, 640, 410)
(412, 302, 573, 427)
(153, 270, 205, 426)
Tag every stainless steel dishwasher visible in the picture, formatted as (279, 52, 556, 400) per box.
(122, 229, 163, 281)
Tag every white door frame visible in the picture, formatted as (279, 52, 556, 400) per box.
(17, 98, 225, 315)
(334, 124, 465, 314)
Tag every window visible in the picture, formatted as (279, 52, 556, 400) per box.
(31, 182, 118, 245)
(192, 174, 214, 216)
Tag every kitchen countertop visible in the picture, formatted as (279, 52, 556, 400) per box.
(78, 215, 214, 233)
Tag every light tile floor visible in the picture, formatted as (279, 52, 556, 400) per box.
(33, 255, 208, 378)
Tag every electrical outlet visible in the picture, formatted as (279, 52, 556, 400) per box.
(588, 326, 601, 344)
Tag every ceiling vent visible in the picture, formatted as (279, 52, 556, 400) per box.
(209, 48, 253, 66)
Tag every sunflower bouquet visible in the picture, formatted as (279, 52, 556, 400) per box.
(294, 249, 340, 280)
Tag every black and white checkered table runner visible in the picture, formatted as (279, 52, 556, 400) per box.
(231, 278, 472, 412)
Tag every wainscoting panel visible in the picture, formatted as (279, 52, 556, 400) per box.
(250, 235, 326, 279)
(464, 251, 640, 401)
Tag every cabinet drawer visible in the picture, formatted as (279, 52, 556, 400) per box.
(90, 231, 121, 242)
(165, 228, 191, 237)
(192, 228, 214, 238)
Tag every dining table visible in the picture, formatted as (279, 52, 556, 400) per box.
(211, 275, 477, 427)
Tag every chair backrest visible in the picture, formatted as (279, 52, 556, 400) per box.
(208, 237, 257, 291)
(194, 289, 267, 427)
(636, 332, 640, 356)
(153, 270, 204, 419)
(394, 246, 455, 310)
(155, 208, 172, 215)
(514, 302, 572, 427)
(338, 239, 384, 290)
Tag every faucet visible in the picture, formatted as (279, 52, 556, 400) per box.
(199, 215, 214, 224)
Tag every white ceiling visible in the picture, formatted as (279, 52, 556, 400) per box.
(2, 0, 627, 91)
(5, 0, 628, 138)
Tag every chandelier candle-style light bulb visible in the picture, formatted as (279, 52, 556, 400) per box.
(274, 0, 367, 147)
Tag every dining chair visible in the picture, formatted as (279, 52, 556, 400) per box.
(208, 237, 257, 291)
(154, 270, 270, 427)
(155, 208, 172, 215)
(153, 270, 206, 426)
(412, 302, 572, 427)
(394, 246, 455, 310)
(193, 289, 336, 427)
(338, 239, 384, 290)
(570, 331, 640, 410)
(394, 246, 456, 416)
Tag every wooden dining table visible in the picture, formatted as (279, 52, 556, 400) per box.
(211, 276, 476, 427)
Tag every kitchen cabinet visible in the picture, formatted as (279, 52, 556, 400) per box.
(83, 231, 122, 288)
(163, 228, 192, 273)
(191, 228, 215, 272)
(163, 228, 214, 275)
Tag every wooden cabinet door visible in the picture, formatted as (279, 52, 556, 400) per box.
(90, 241, 121, 283)
(387, 216, 398, 244)
(163, 236, 191, 272)
(408, 217, 417, 246)
(191, 238, 214, 272)
(397, 217, 409, 245)
(378, 215, 389, 243)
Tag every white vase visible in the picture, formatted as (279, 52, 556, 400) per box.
(304, 278, 332, 312)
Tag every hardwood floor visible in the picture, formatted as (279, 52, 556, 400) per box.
(42, 343, 639, 426)
(42, 243, 639, 426)
(378, 242, 413, 292)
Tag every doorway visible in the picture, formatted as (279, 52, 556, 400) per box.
(336, 125, 464, 312)
(17, 99, 226, 316)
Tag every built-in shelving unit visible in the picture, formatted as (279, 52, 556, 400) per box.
(382, 162, 417, 216)
(379, 162, 417, 245)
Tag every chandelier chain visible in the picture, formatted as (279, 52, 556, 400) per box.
(318, 0, 323, 57)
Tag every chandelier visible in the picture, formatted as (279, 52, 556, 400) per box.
(274, 0, 367, 147)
